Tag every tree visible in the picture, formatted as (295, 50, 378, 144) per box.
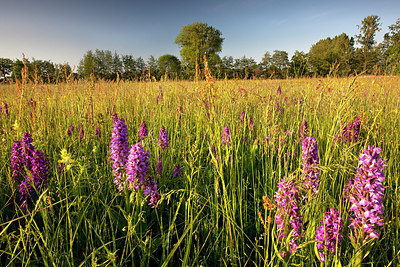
(135, 57, 145, 75)
(78, 50, 97, 78)
(271, 50, 289, 78)
(383, 18, 400, 74)
(260, 51, 272, 70)
(158, 54, 181, 79)
(147, 55, 159, 79)
(122, 54, 136, 79)
(288, 51, 309, 78)
(111, 52, 123, 79)
(355, 15, 382, 74)
(221, 56, 234, 78)
(233, 56, 257, 79)
(175, 22, 223, 77)
(308, 33, 354, 76)
(0, 58, 13, 81)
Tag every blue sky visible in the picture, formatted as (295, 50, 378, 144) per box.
(1, 0, 399, 68)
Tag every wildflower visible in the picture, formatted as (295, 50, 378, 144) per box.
(67, 124, 74, 136)
(347, 116, 361, 143)
(346, 146, 386, 245)
(173, 164, 181, 177)
(4, 103, 9, 118)
(277, 86, 282, 95)
(158, 126, 169, 150)
(222, 126, 231, 146)
(143, 177, 161, 208)
(126, 142, 150, 190)
(315, 208, 343, 262)
(249, 117, 254, 132)
(11, 133, 49, 210)
(59, 148, 75, 171)
(301, 136, 320, 197)
(156, 86, 163, 104)
(274, 176, 302, 255)
(334, 116, 361, 145)
(112, 112, 118, 123)
(95, 127, 101, 138)
(28, 98, 36, 109)
(79, 125, 84, 139)
(110, 118, 130, 190)
(240, 111, 246, 123)
(57, 163, 65, 176)
(139, 120, 148, 140)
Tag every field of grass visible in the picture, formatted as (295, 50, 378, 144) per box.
(0, 75, 399, 266)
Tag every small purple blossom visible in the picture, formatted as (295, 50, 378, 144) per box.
(222, 126, 231, 146)
(274, 176, 303, 255)
(67, 125, 74, 136)
(346, 146, 386, 244)
(173, 164, 181, 177)
(28, 98, 36, 109)
(240, 111, 246, 123)
(276, 101, 284, 114)
(334, 116, 361, 145)
(158, 126, 169, 150)
(143, 177, 161, 208)
(139, 120, 148, 140)
(110, 118, 130, 191)
(112, 112, 118, 123)
(315, 208, 343, 262)
(80, 127, 84, 139)
(301, 136, 320, 197)
(95, 127, 101, 138)
(4, 103, 9, 118)
(277, 86, 282, 95)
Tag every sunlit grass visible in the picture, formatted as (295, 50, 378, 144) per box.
(0, 75, 399, 266)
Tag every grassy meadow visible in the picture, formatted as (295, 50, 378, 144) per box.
(0, 74, 399, 266)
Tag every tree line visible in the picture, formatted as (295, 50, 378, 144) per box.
(1, 15, 399, 82)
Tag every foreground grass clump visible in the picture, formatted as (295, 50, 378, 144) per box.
(0, 75, 399, 266)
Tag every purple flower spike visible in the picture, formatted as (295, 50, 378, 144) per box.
(126, 142, 150, 190)
(301, 136, 320, 197)
(67, 125, 74, 136)
(80, 127, 84, 139)
(222, 126, 231, 146)
(315, 208, 343, 262)
(277, 86, 282, 95)
(95, 127, 101, 138)
(110, 118, 130, 191)
(139, 120, 148, 140)
(143, 177, 161, 208)
(334, 116, 362, 145)
(173, 164, 181, 177)
(11, 133, 49, 210)
(274, 176, 302, 255)
(158, 126, 169, 150)
(4, 103, 9, 118)
(346, 146, 386, 244)
(240, 111, 246, 123)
